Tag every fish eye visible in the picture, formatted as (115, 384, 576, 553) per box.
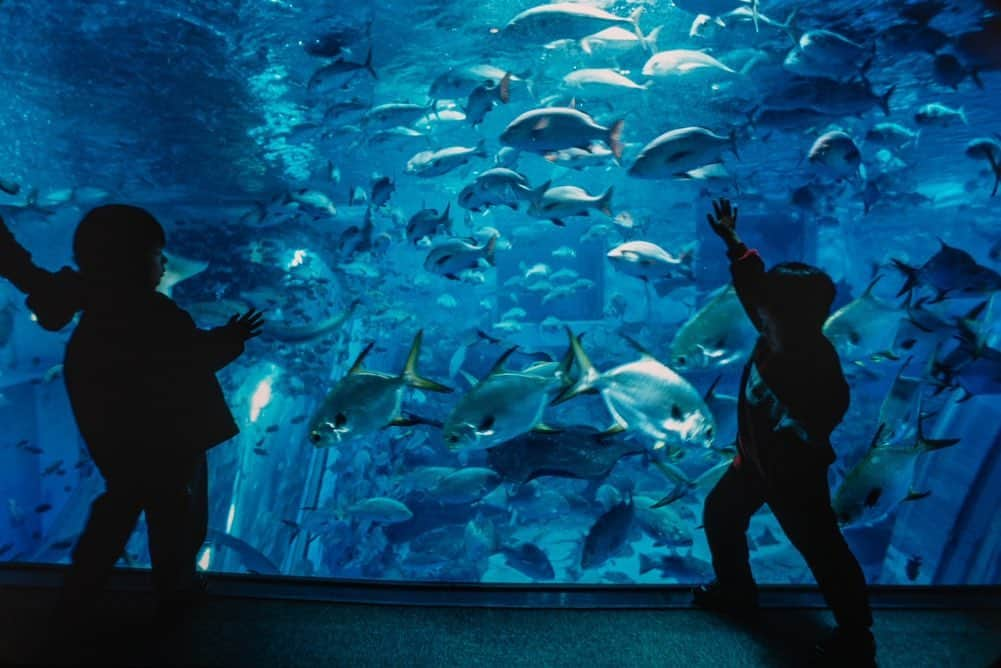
(705, 426, 713, 439)
(676, 356, 686, 366)
(308, 432, 322, 444)
(334, 413, 347, 428)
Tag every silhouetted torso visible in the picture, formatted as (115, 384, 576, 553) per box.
(64, 287, 241, 465)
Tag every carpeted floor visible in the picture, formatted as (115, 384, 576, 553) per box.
(1, 584, 999, 668)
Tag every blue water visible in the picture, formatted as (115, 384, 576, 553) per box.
(0, 1, 999, 586)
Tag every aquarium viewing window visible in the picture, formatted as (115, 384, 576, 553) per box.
(0, 1, 999, 589)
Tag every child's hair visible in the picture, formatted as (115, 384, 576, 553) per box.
(72, 205, 165, 282)
(762, 262, 837, 332)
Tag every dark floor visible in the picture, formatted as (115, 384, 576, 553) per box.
(1, 570, 998, 667)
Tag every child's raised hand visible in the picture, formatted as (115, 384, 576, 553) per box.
(707, 197, 738, 241)
(225, 308, 266, 342)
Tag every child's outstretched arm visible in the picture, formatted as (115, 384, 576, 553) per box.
(0, 215, 83, 331)
(706, 197, 765, 332)
(188, 308, 265, 372)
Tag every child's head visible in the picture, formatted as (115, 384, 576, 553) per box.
(73, 205, 166, 289)
(759, 262, 837, 339)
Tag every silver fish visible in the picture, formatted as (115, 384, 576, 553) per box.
(307, 330, 452, 446)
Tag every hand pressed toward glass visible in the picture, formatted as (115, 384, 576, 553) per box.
(707, 197, 738, 240)
(224, 308, 265, 342)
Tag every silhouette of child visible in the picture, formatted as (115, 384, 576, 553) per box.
(694, 198, 875, 666)
(0, 205, 263, 623)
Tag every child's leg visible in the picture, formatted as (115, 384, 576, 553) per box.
(703, 461, 767, 590)
(144, 455, 200, 601)
(766, 459, 873, 630)
(58, 483, 143, 613)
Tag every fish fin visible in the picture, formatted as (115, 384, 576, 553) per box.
(915, 414, 960, 452)
(532, 117, 550, 133)
(459, 369, 479, 389)
(887, 259, 916, 298)
(531, 423, 561, 433)
(628, 7, 645, 36)
(402, 330, 453, 392)
(486, 346, 518, 378)
(643, 25, 662, 54)
(551, 328, 600, 405)
(551, 218, 567, 227)
(527, 179, 551, 204)
(363, 47, 377, 79)
(348, 341, 376, 374)
(598, 186, 614, 216)
(971, 69, 984, 90)
(608, 120, 624, 159)
(703, 375, 723, 403)
(638, 553, 656, 575)
(903, 488, 931, 503)
(596, 423, 628, 440)
(389, 413, 442, 429)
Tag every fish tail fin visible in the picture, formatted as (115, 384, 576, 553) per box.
(608, 120, 625, 160)
(638, 553, 656, 575)
(442, 202, 452, 232)
(598, 186, 614, 217)
(628, 7, 645, 39)
(971, 68, 984, 90)
(528, 179, 551, 204)
(780, 8, 799, 43)
(984, 150, 1001, 197)
(890, 259, 918, 297)
(363, 48, 378, 79)
(878, 85, 896, 116)
(643, 25, 662, 54)
(959, 106, 968, 125)
(551, 328, 600, 405)
(915, 414, 959, 453)
(402, 330, 453, 393)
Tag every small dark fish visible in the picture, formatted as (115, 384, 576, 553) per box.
(303, 21, 372, 58)
(581, 496, 634, 569)
(0, 543, 12, 556)
(291, 415, 307, 424)
(51, 539, 75, 550)
(639, 552, 713, 580)
(371, 176, 394, 207)
(900, 0, 946, 24)
(933, 54, 983, 90)
(501, 542, 555, 580)
(879, 22, 949, 54)
(23, 446, 43, 455)
(265, 425, 279, 433)
(0, 178, 20, 196)
(42, 460, 63, 476)
(15, 440, 29, 448)
(406, 204, 452, 244)
(253, 448, 269, 456)
(893, 239, 1001, 301)
(35, 503, 52, 513)
(487, 426, 642, 485)
(905, 554, 922, 581)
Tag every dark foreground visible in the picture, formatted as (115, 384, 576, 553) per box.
(1, 567, 998, 667)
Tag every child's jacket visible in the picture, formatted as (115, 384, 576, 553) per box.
(728, 244, 849, 477)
